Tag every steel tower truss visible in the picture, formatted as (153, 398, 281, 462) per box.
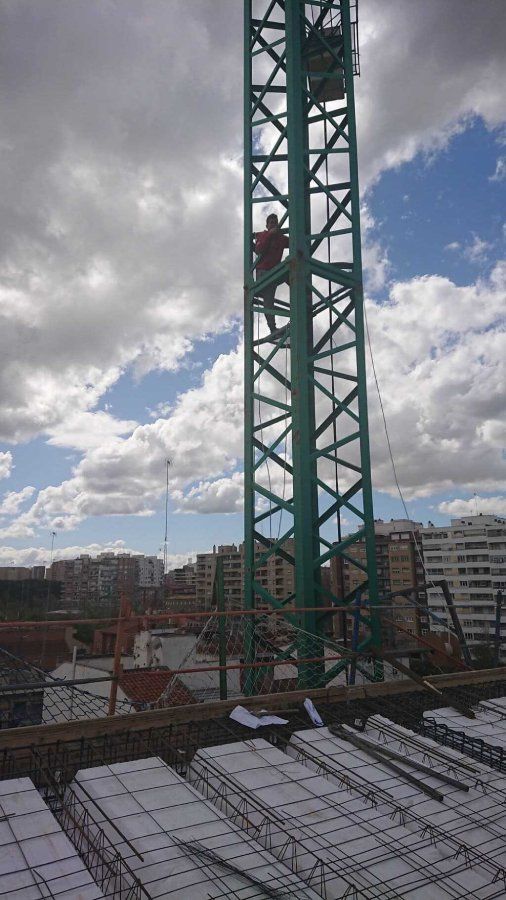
(244, 0, 381, 689)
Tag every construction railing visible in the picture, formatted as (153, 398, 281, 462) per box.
(0, 591, 477, 729)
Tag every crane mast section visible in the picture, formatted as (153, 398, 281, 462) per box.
(244, 0, 381, 688)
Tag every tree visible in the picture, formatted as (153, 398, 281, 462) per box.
(472, 641, 497, 670)
(0, 579, 61, 621)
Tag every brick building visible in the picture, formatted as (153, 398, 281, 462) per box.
(165, 562, 202, 615)
(46, 552, 166, 612)
(330, 519, 428, 649)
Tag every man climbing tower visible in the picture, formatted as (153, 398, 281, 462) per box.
(254, 213, 289, 334)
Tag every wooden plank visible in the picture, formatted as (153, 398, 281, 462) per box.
(0, 667, 504, 752)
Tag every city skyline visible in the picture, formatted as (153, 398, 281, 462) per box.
(3, 514, 503, 664)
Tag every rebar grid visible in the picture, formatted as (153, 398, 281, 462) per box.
(287, 724, 506, 885)
(420, 700, 506, 772)
(0, 677, 504, 899)
(188, 735, 506, 900)
(69, 756, 318, 899)
(1, 677, 505, 787)
(0, 777, 106, 900)
(44, 781, 145, 900)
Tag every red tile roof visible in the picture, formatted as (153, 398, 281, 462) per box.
(118, 668, 195, 708)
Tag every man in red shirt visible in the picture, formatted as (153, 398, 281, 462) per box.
(254, 213, 289, 334)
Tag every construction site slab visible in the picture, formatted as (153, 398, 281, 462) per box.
(0, 776, 103, 900)
(72, 755, 319, 899)
(423, 704, 506, 750)
(191, 737, 504, 899)
(288, 716, 506, 866)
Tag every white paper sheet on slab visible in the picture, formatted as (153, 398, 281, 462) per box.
(229, 705, 288, 729)
(304, 697, 324, 726)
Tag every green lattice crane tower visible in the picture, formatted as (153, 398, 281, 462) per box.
(244, 0, 381, 690)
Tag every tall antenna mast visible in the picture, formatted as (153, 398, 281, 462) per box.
(49, 530, 56, 568)
(41, 530, 57, 667)
(163, 458, 171, 573)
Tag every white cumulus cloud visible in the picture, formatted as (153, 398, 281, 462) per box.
(0, 451, 13, 480)
(0, 485, 35, 517)
(438, 496, 506, 518)
(175, 472, 244, 515)
(47, 410, 139, 452)
(0, 0, 505, 447)
(366, 263, 505, 499)
(0, 539, 200, 570)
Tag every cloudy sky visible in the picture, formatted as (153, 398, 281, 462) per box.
(0, 0, 505, 568)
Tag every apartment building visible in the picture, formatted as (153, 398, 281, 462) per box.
(195, 541, 296, 611)
(117, 555, 138, 600)
(0, 566, 45, 581)
(46, 552, 165, 611)
(331, 519, 428, 649)
(46, 559, 77, 606)
(166, 562, 196, 593)
(0, 567, 31, 581)
(95, 554, 118, 610)
(137, 556, 165, 588)
(196, 545, 242, 610)
(421, 515, 506, 660)
(165, 562, 201, 614)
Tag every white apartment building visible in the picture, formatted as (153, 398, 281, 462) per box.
(137, 556, 165, 588)
(421, 515, 506, 660)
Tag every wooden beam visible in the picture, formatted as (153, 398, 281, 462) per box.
(0, 667, 504, 752)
